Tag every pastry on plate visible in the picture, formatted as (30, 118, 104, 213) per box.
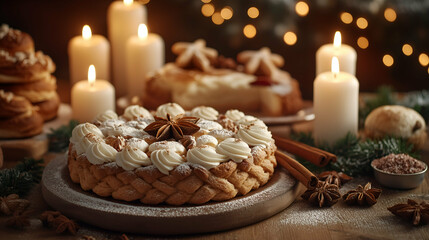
(68, 103, 277, 205)
(144, 39, 303, 116)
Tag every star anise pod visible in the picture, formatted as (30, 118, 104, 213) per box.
(318, 171, 352, 187)
(6, 210, 31, 229)
(388, 199, 429, 226)
(40, 210, 62, 227)
(52, 214, 79, 235)
(144, 114, 200, 141)
(105, 135, 126, 151)
(343, 182, 382, 206)
(301, 180, 341, 207)
(0, 194, 30, 215)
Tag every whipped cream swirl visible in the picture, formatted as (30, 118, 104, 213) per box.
(86, 142, 117, 165)
(74, 133, 103, 155)
(225, 109, 245, 121)
(216, 138, 251, 163)
(116, 146, 151, 171)
(70, 123, 104, 145)
(123, 105, 153, 120)
(196, 135, 218, 148)
(155, 103, 185, 118)
(190, 106, 219, 121)
(187, 146, 229, 170)
(126, 137, 149, 152)
(148, 141, 186, 155)
(150, 149, 185, 175)
(237, 115, 267, 128)
(208, 129, 235, 142)
(94, 110, 118, 123)
(236, 125, 272, 147)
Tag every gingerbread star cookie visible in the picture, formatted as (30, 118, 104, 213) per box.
(237, 47, 284, 76)
(172, 39, 218, 72)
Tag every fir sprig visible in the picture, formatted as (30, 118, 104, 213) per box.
(0, 158, 44, 197)
(48, 120, 79, 152)
(291, 133, 416, 177)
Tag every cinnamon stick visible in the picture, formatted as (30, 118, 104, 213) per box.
(275, 150, 318, 188)
(273, 135, 337, 167)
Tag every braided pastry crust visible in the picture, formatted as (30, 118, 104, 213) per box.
(68, 143, 277, 205)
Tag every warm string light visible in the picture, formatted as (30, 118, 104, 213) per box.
(383, 54, 394, 67)
(295, 1, 309, 17)
(340, 12, 353, 24)
(88, 65, 96, 87)
(384, 8, 397, 22)
(201, 3, 214, 17)
(356, 17, 368, 29)
(220, 6, 233, 20)
(402, 44, 413, 56)
(212, 12, 224, 25)
(283, 32, 297, 45)
(357, 37, 369, 49)
(243, 24, 256, 38)
(247, 7, 259, 19)
(419, 53, 429, 67)
(82, 25, 92, 40)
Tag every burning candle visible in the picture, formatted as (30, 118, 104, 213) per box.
(126, 24, 164, 98)
(107, 0, 147, 97)
(313, 57, 359, 145)
(71, 65, 115, 122)
(68, 25, 110, 85)
(316, 31, 357, 76)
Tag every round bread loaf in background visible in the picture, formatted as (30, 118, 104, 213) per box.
(365, 105, 427, 149)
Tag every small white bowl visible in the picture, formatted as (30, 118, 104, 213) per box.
(371, 160, 427, 189)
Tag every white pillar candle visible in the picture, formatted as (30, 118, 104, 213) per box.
(68, 25, 110, 85)
(316, 31, 357, 76)
(314, 57, 359, 145)
(126, 24, 164, 98)
(71, 65, 115, 123)
(107, 0, 147, 97)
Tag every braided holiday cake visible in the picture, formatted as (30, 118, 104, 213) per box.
(68, 103, 277, 205)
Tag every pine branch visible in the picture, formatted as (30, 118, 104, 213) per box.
(48, 120, 79, 152)
(400, 89, 429, 122)
(0, 158, 44, 197)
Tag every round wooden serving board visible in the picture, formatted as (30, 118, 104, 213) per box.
(42, 156, 304, 235)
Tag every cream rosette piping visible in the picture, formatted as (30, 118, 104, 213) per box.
(190, 106, 219, 121)
(150, 149, 185, 175)
(196, 135, 218, 148)
(116, 146, 151, 171)
(236, 125, 272, 147)
(216, 138, 251, 163)
(123, 105, 153, 120)
(74, 133, 103, 155)
(225, 109, 245, 121)
(237, 115, 267, 128)
(148, 141, 186, 155)
(126, 138, 149, 152)
(187, 146, 229, 170)
(94, 110, 118, 123)
(155, 103, 185, 118)
(86, 142, 118, 165)
(70, 123, 104, 145)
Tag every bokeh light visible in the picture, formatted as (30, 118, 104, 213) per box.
(201, 4, 214, 17)
(419, 53, 429, 66)
(201, 0, 211, 3)
(220, 6, 233, 20)
(356, 17, 368, 29)
(247, 7, 259, 19)
(243, 24, 257, 38)
(283, 31, 297, 45)
(383, 54, 394, 67)
(357, 37, 369, 49)
(384, 8, 397, 22)
(212, 12, 224, 25)
(295, 1, 309, 17)
(402, 44, 413, 56)
(340, 12, 353, 24)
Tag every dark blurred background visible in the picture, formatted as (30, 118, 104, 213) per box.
(1, 0, 429, 101)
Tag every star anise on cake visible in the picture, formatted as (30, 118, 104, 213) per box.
(237, 47, 284, 76)
(172, 39, 218, 72)
(301, 180, 341, 207)
(0, 194, 30, 216)
(343, 182, 382, 206)
(388, 199, 429, 226)
(144, 114, 200, 141)
(318, 171, 352, 187)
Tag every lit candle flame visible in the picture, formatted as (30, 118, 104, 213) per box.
(138, 24, 148, 39)
(124, 0, 133, 6)
(331, 57, 339, 77)
(88, 65, 96, 86)
(333, 31, 341, 48)
(82, 25, 92, 40)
